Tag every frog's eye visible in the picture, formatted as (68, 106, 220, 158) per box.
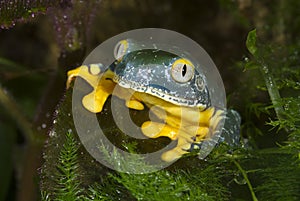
(171, 58, 194, 83)
(114, 40, 128, 60)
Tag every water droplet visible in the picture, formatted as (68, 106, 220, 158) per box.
(3, 88, 8, 94)
(244, 57, 249, 62)
(61, 53, 66, 58)
(46, 112, 50, 118)
(49, 130, 56, 137)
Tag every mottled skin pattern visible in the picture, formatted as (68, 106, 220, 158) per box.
(67, 41, 224, 162)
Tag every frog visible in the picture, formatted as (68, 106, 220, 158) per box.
(67, 39, 227, 162)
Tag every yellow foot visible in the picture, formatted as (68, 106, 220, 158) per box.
(82, 91, 106, 113)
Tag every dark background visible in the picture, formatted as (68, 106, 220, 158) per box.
(1, 0, 298, 200)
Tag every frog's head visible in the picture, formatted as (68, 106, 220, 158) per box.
(111, 43, 210, 109)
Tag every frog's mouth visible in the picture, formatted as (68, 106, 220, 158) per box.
(113, 75, 209, 109)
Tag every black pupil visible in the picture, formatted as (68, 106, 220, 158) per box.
(182, 64, 187, 77)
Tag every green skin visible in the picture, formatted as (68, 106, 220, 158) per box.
(67, 42, 224, 162)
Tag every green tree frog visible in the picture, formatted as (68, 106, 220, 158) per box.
(67, 39, 225, 162)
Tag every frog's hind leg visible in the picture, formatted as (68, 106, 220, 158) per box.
(141, 121, 199, 162)
(161, 138, 191, 162)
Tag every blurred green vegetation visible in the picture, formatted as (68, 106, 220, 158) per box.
(0, 0, 299, 201)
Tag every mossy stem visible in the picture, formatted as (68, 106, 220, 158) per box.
(257, 60, 285, 122)
(232, 159, 258, 201)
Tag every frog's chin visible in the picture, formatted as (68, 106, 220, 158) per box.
(113, 76, 209, 109)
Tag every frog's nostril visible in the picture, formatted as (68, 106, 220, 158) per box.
(196, 76, 205, 91)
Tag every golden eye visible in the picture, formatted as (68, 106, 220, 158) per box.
(114, 39, 128, 60)
(171, 58, 194, 83)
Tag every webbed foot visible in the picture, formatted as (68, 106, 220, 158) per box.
(161, 138, 191, 162)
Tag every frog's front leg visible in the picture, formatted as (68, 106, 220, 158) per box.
(67, 64, 105, 89)
(83, 71, 116, 113)
(67, 64, 117, 113)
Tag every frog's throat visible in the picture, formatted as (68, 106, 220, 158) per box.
(113, 75, 210, 109)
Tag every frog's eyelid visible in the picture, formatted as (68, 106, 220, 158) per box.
(114, 40, 129, 60)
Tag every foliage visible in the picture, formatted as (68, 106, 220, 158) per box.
(41, 131, 231, 201)
(241, 27, 300, 200)
(0, 0, 57, 28)
(53, 131, 82, 200)
(255, 153, 300, 201)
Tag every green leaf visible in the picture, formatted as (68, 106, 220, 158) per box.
(246, 29, 258, 56)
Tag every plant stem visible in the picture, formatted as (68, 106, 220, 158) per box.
(232, 159, 258, 201)
(0, 85, 44, 144)
(274, 0, 286, 44)
(0, 84, 46, 201)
